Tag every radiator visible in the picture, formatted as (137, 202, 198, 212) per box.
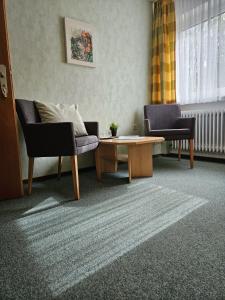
(172, 110, 225, 154)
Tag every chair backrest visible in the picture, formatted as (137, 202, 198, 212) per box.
(144, 104, 181, 129)
(16, 99, 41, 129)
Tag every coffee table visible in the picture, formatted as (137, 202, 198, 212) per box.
(95, 136, 164, 182)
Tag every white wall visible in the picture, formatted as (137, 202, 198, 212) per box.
(7, 0, 152, 179)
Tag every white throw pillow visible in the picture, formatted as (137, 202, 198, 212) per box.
(34, 101, 88, 136)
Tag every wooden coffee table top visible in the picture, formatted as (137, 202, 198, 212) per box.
(99, 136, 164, 145)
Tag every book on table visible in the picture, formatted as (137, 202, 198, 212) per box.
(100, 136, 117, 139)
(116, 135, 144, 140)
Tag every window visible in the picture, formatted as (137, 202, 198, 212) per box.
(175, 0, 225, 104)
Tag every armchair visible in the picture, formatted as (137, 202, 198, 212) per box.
(16, 99, 99, 200)
(144, 104, 195, 168)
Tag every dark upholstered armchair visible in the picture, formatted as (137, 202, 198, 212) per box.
(144, 104, 195, 168)
(16, 99, 99, 200)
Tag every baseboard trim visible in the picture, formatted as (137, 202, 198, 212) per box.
(23, 154, 225, 184)
(165, 153, 225, 164)
(23, 166, 96, 183)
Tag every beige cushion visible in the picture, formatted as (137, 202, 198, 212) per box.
(34, 101, 88, 136)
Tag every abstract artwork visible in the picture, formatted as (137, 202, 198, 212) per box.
(64, 18, 96, 67)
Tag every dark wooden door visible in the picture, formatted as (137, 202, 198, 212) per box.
(0, 0, 23, 199)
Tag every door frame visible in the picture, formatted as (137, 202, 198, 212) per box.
(0, 0, 23, 199)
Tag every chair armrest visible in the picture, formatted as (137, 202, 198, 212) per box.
(24, 122, 76, 157)
(175, 117, 195, 138)
(144, 119, 151, 135)
(84, 122, 99, 137)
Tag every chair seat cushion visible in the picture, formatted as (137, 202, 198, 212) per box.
(75, 135, 99, 155)
(148, 128, 191, 140)
(75, 135, 98, 147)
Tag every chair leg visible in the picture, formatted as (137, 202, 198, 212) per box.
(178, 140, 181, 161)
(189, 139, 194, 169)
(58, 156, 63, 180)
(70, 155, 80, 200)
(28, 157, 34, 195)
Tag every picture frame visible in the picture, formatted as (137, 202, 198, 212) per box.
(64, 17, 96, 67)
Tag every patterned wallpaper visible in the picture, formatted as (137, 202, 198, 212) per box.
(7, 0, 152, 178)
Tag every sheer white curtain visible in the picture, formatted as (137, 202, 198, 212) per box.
(175, 0, 225, 104)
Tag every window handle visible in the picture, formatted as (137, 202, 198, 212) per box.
(0, 65, 8, 98)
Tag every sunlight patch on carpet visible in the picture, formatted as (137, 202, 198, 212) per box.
(16, 183, 207, 296)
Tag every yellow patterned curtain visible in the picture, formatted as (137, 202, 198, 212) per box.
(151, 0, 176, 104)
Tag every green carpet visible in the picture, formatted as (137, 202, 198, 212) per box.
(14, 183, 206, 297)
(0, 157, 225, 299)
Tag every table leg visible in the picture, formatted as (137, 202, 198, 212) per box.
(128, 143, 153, 178)
(128, 152, 132, 183)
(95, 144, 117, 181)
(95, 147, 102, 181)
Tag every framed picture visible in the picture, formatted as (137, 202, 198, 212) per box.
(64, 17, 96, 67)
